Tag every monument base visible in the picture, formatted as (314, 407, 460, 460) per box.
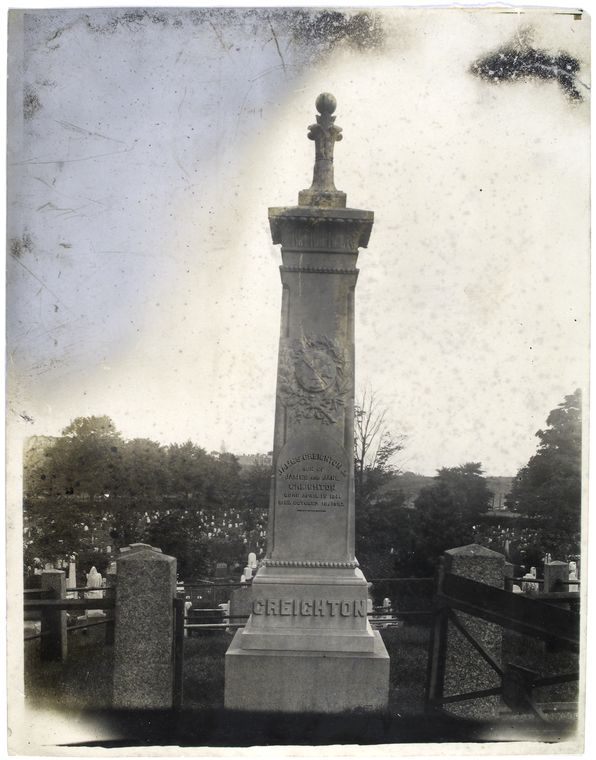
(224, 628, 390, 713)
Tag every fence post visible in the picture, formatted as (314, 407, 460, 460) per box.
(105, 565, 116, 645)
(112, 543, 177, 709)
(503, 562, 515, 591)
(40, 570, 67, 662)
(426, 558, 448, 710)
(173, 597, 185, 709)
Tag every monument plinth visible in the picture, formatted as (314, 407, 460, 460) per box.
(225, 94, 390, 713)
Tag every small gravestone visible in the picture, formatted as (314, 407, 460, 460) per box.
(85, 566, 104, 618)
(569, 561, 579, 592)
(521, 566, 540, 594)
(215, 562, 228, 579)
(184, 598, 193, 638)
(544, 560, 569, 593)
(66, 555, 77, 598)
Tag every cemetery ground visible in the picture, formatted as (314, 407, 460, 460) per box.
(24, 620, 576, 747)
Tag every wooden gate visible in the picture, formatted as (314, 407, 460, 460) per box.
(426, 566, 580, 721)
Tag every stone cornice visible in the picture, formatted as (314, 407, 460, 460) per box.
(269, 206, 373, 250)
(280, 265, 359, 276)
(269, 206, 373, 223)
(264, 559, 360, 569)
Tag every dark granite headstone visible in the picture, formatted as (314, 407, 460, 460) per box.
(112, 544, 176, 709)
(442, 544, 505, 719)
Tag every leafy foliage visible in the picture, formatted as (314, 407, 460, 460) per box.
(353, 390, 407, 577)
(23, 416, 269, 579)
(395, 463, 493, 576)
(506, 389, 582, 552)
(354, 388, 405, 508)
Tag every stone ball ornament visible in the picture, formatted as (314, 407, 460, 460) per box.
(316, 92, 337, 115)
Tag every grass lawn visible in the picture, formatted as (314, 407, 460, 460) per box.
(25, 622, 430, 713)
(23, 621, 577, 747)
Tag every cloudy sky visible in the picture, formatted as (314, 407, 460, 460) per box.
(7, 5, 590, 477)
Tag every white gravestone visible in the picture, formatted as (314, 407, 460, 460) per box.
(85, 566, 105, 618)
(66, 555, 77, 599)
(569, 561, 579, 592)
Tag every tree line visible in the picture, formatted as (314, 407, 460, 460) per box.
(24, 416, 271, 580)
(355, 389, 582, 578)
(23, 389, 582, 582)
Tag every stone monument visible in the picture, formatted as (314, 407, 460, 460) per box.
(225, 93, 390, 713)
(112, 543, 177, 709)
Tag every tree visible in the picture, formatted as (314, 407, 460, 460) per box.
(410, 481, 476, 575)
(23, 416, 126, 569)
(118, 438, 168, 499)
(239, 462, 271, 548)
(432, 462, 493, 519)
(23, 416, 268, 577)
(401, 462, 493, 575)
(353, 389, 407, 577)
(166, 441, 212, 501)
(144, 509, 212, 580)
(33, 415, 124, 502)
(506, 389, 582, 554)
(354, 388, 405, 507)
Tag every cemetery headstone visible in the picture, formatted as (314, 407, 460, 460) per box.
(569, 561, 579, 592)
(543, 560, 569, 593)
(85, 565, 104, 618)
(215, 562, 229, 579)
(112, 543, 177, 709)
(184, 598, 193, 638)
(521, 570, 539, 594)
(66, 555, 76, 598)
(225, 94, 389, 713)
(441, 544, 505, 719)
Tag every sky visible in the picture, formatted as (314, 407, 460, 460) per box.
(6, 5, 590, 477)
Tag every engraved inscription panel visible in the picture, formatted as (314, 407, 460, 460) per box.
(277, 450, 347, 513)
(253, 599, 367, 617)
(272, 433, 350, 560)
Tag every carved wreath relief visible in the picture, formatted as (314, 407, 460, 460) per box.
(278, 335, 348, 424)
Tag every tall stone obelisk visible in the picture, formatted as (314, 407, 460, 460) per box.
(225, 94, 389, 713)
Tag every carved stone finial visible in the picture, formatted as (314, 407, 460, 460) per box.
(315, 92, 337, 116)
(298, 93, 347, 209)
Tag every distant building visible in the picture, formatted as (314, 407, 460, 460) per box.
(236, 453, 273, 471)
(374, 472, 514, 511)
(23, 435, 56, 472)
(485, 477, 514, 510)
